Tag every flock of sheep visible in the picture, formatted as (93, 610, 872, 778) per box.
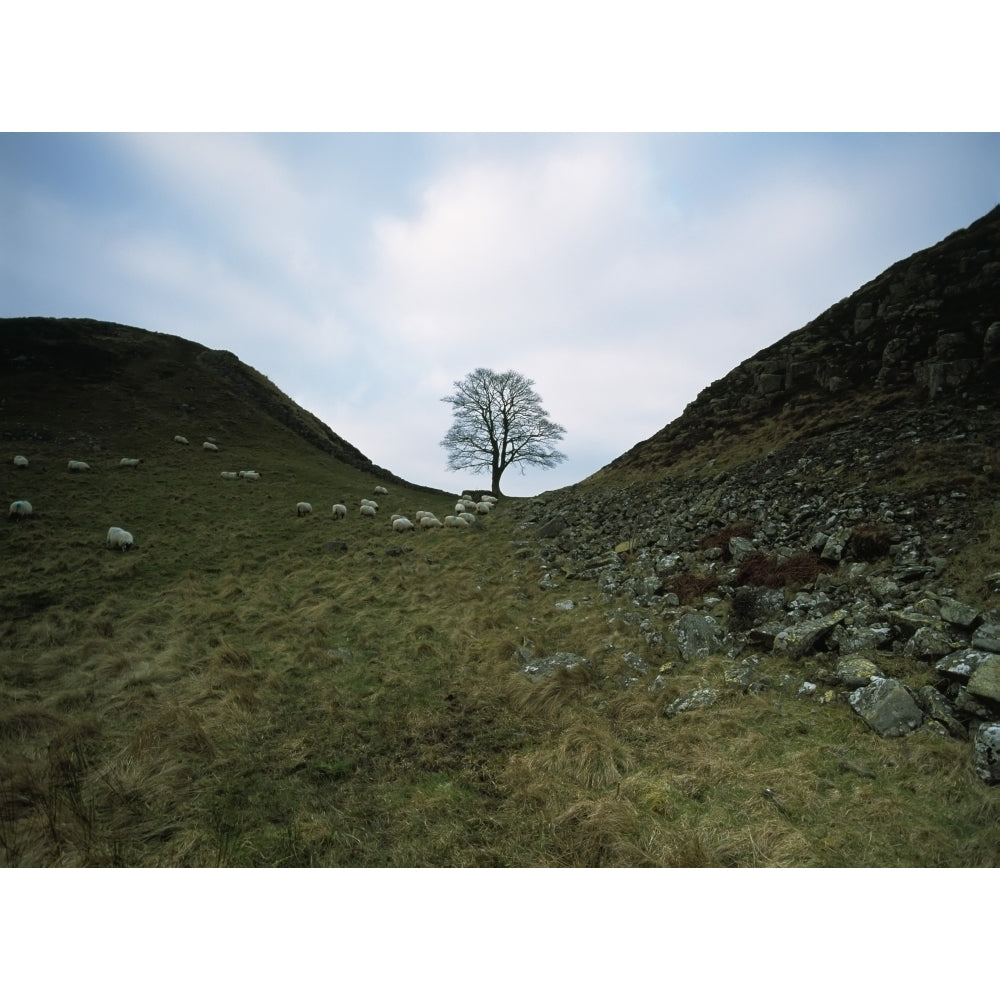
(7, 438, 500, 551)
(297, 486, 499, 532)
(7, 451, 147, 548)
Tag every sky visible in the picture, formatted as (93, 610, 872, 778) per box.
(3, 131, 999, 495)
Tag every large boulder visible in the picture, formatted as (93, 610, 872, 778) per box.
(849, 677, 925, 737)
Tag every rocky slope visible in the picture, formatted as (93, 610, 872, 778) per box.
(514, 205, 1000, 781)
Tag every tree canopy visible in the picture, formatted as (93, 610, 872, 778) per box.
(440, 368, 567, 496)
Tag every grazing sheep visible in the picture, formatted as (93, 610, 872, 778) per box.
(444, 515, 469, 529)
(415, 510, 434, 521)
(481, 495, 498, 504)
(221, 471, 239, 480)
(202, 441, 219, 452)
(67, 460, 91, 472)
(360, 504, 377, 518)
(391, 516, 415, 532)
(119, 458, 142, 468)
(374, 486, 389, 495)
(174, 435, 189, 445)
(475, 502, 492, 515)
(459, 512, 476, 524)
(106, 526, 133, 551)
(331, 504, 347, 519)
(420, 515, 443, 529)
(8, 500, 33, 520)
(361, 498, 379, 511)
(241, 471, 261, 482)
(297, 502, 313, 517)
(13, 455, 28, 469)
(455, 502, 469, 514)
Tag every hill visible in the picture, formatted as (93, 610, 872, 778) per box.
(2, 205, 999, 867)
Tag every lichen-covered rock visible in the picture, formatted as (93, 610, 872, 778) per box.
(972, 723, 1000, 783)
(773, 610, 846, 659)
(967, 655, 1000, 705)
(664, 685, 719, 718)
(904, 625, 963, 660)
(972, 624, 1000, 653)
(672, 613, 723, 662)
(849, 677, 925, 737)
(939, 598, 980, 628)
(521, 652, 589, 682)
(935, 648, 1000, 680)
(918, 686, 967, 739)
(835, 654, 884, 689)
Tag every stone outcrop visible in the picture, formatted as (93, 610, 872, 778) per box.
(511, 204, 1000, 781)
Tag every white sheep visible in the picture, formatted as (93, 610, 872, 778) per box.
(242, 471, 261, 482)
(9, 500, 33, 520)
(475, 502, 492, 515)
(459, 512, 476, 524)
(360, 504, 377, 517)
(455, 502, 469, 514)
(374, 486, 389, 495)
(481, 495, 498, 504)
(361, 498, 379, 511)
(67, 460, 91, 472)
(221, 471, 239, 480)
(202, 441, 219, 452)
(297, 502, 313, 517)
(331, 504, 347, 519)
(415, 510, 434, 521)
(13, 455, 28, 468)
(106, 526, 133, 551)
(174, 436, 189, 445)
(391, 516, 415, 532)
(119, 458, 142, 468)
(420, 515, 443, 529)
(444, 515, 469, 529)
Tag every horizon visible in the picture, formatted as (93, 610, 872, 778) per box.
(3, 134, 999, 495)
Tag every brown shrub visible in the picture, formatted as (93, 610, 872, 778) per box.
(735, 551, 827, 588)
(699, 520, 755, 557)
(849, 524, 893, 561)
(666, 572, 721, 604)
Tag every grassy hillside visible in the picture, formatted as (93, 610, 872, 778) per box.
(3, 319, 998, 866)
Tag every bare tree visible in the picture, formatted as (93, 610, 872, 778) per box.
(440, 368, 567, 496)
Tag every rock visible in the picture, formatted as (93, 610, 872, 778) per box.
(521, 652, 589, 682)
(904, 625, 963, 660)
(835, 654, 884, 689)
(773, 610, 846, 658)
(536, 516, 568, 539)
(849, 677, 925, 737)
(972, 723, 1000, 783)
(664, 685, 719, 718)
(967, 655, 1000, 705)
(972, 624, 1000, 653)
(935, 648, 1000, 680)
(554, 600, 575, 611)
(939, 598, 980, 628)
(672, 613, 724, 662)
(919, 686, 967, 739)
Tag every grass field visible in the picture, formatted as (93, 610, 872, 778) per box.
(2, 321, 998, 866)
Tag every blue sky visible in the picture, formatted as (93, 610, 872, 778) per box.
(3, 132, 999, 495)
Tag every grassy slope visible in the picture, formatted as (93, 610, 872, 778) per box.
(2, 322, 999, 866)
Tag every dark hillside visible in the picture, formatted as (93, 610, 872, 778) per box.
(592, 204, 1000, 480)
(0, 317, 431, 490)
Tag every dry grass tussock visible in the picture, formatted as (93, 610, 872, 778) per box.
(4, 409, 1000, 865)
